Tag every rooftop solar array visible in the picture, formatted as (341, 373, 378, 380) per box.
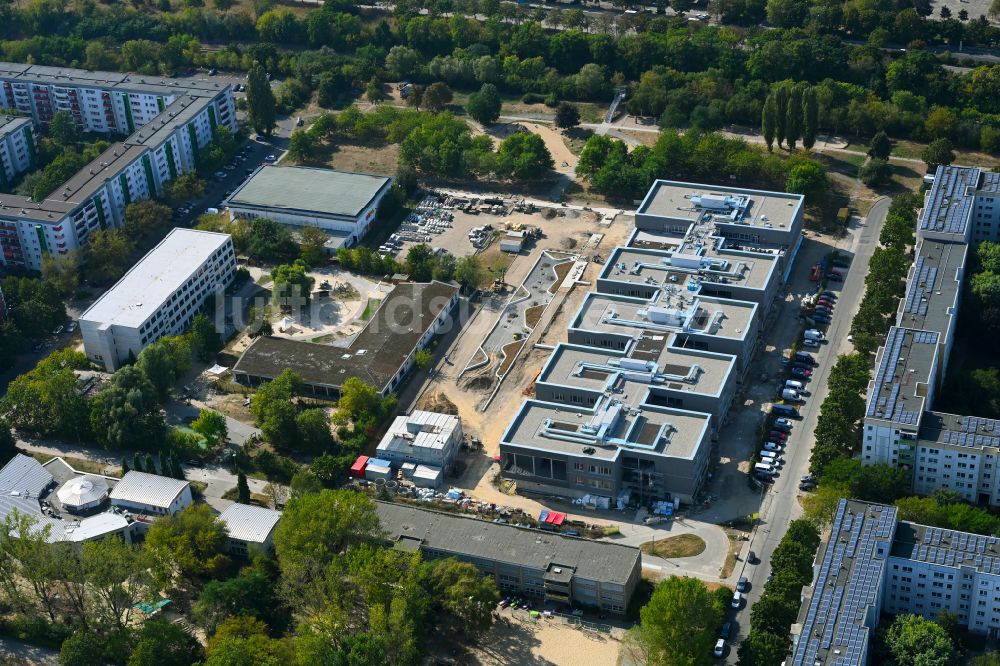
(866, 327, 937, 425)
(792, 500, 898, 666)
(903, 254, 940, 317)
(920, 166, 980, 235)
(905, 525, 1000, 574)
(982, 171, 1000, 192)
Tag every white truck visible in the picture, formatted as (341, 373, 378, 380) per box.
(804, 329, 825, 341)
(782, 388, 802, 402)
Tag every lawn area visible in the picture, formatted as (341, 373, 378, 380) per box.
(639, 533, 707, 558)
(476, 242, 515, 288)
(359, 298, 382, 321)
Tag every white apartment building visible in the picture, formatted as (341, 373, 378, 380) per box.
(79, 229, 235, 371)
(0, 63, 236, 271)
(0, 116, 34, 187)
(862, 166, 1000, 506)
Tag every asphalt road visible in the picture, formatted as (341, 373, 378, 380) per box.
(726, 197, 891, 660)
(0, 636, 58, 666)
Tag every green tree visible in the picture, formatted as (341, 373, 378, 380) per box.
(90, 365, 165, 450)
(124, 200, 173, 238)
(82, 535, 161, 631)
(47, 110, 79, 147)
(137, 341, 180, 401)
(414, 348, 433, 369)
(246, 63, 277, 136)
(426, 559, 500, 635)
(274, 489, 382, 568)
(454, 255, 484, 290)
(60, 629, 112, 666)
(145, 504, 230, 582)
(205, 617, 294, 666)
(786, 160, 828, 202)
(737, 630, 788, 666)
(802, 87, 818, 150)
(859, 158, 892, 186)
(497, 132, 554, 180)
(885, 614, 959, 666)
(423, 82, 453, 112)
(295, 409, 332, 452)
(554, 101, 581, 130)
(41, 250, 81, 297)
(1, 349, 89, 439)
(237, 472, 251, 504)
(271, 260, 315, 309)
(190, 313, 223, 362)
(298, 226, 328, 267)
(922, 138, 955, 170)
(285, 128, 315, 163)
(337, 377, 380, 420)
(785, 84, 804, 149)
(290, 469, 323, 497)
(467, 83, 503, 125)
(194, 570, 286, 634)
(762, 93, 777, 152)
(128, 621, 204, 666)
(85, 229, 133, 285)
(192, 409, 228, 445)
(868, 130, 893, 159)
(636, 576, 724, 666)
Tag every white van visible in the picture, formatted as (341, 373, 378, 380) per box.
(785, 380, 804, 390)
(754, 462, 774, 474)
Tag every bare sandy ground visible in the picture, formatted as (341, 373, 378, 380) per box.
(461, 612, 621, 666)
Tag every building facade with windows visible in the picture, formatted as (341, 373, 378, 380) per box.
(375, 501, 642, 615)
(0, 63, 236, 271)
(791, 499, 1000, 666)
(0, 115, 34, 187)
(219, 503, 282, 557)
(862, 166, 1000, 506)
(79, 229, 235, 371)
(499, 180, 802, 507)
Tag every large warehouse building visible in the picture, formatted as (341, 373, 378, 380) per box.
(79, 229, 235, 371)
(224, 165, 393, 248)
(0, 63, 236, 271)
(499, 180, 803, 507)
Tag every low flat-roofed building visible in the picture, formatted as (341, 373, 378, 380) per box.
(109, 471, 192, 516)
(219, 503, 282, 556)
(375, 500, 642, 614)
(376, 410, 463, 470)
(0, 454, 134, 543)
(79, 229, 235, 371)
(225, 166, 393, 248)
(602, 234, 780, 311)
(569, 291, 758, 376)
(534, 340, 737, 429)
(500, 394, 712, 504)
(233, 281, 459, 397)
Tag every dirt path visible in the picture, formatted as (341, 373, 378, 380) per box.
(520, 122, 579, 176)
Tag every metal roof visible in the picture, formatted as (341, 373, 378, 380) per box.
(219, 503, 281, 544)
(226, 165, 392, 220)
(375, 501, 641, 585)
(56, 475, 109, 508)
(0, 453, 55, 498)
(377, 410, 460, 455)
(109, 471, 189, 509)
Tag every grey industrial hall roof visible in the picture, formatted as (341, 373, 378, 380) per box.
(233, 281, 458, 392)
(791, 499, 897, 666)
(219, 503, 281, 544)
(109, 471, 189, 508)
(375, 500, 641, 585)
(226, 165, 391, 219)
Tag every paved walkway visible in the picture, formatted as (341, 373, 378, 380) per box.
(0, 636, 57, 665)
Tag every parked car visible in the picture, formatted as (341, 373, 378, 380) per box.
(51, 325, 64, 335)
(264, 154, 277, 162)
(185, 459, 204, 468)
(719, 622, 732, 640)
(731, 591, 742, 608)
(764, 441, 781, 452)
(67, 322, 77, 333)
(791, 367, 813, 378)
(794, 351, 816, 364)
(714, 639, 725, 658)
(799, 481, 817, 491)
(813, 314, 832, 324)
(826, 272, 844, 281)
(768, 430, 787, 441)
(774, 418, 793, 429)
(737, 576, 750, 592)
(821, 291, 838, 300)
(801, 474, 817, 483)
(803, 338, 820, 347)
